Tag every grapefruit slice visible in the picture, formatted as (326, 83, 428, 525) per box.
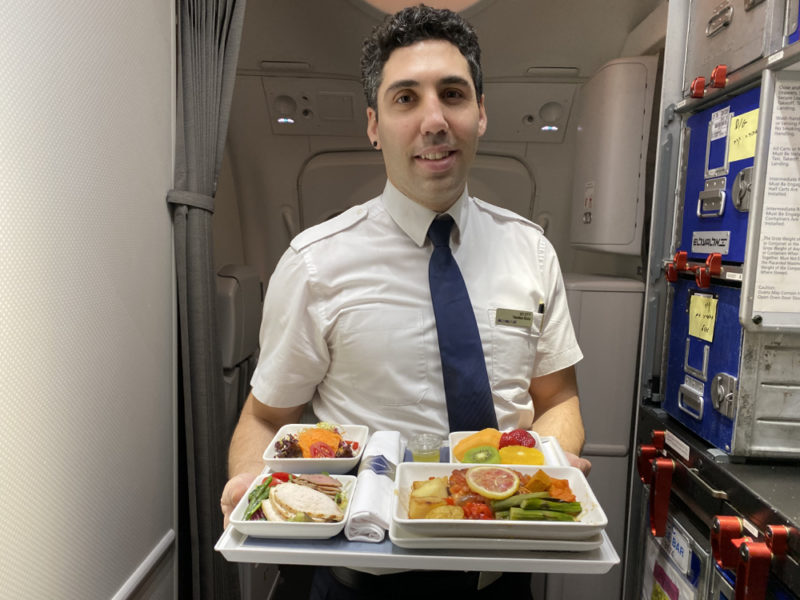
(465, 466, 520, 500)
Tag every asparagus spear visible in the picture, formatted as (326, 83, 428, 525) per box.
(509, 507, 577, 521)
(243, 476, 273, 520)
(490, 492, 549, 512)
(520, 497, 582, 515)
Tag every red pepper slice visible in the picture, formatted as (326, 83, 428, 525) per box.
(463, 502, 493, 520)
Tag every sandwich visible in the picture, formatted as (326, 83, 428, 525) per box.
(264, 481, 345, 523)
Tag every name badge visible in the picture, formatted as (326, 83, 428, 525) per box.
(495, 308, 533, 328)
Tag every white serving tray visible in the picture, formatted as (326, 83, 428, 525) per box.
(215, 436, 620, 575)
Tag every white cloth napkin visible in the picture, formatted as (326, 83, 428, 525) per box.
(344, 430, 402, 542)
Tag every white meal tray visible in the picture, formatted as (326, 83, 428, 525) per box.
(215, 436, 620, 575)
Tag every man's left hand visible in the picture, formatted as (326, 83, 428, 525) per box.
(564, 451, 591, 475)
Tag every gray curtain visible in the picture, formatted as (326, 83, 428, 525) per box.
(167, 0, 247, 597)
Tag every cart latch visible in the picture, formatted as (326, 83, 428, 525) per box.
(649, 458, 674, 537)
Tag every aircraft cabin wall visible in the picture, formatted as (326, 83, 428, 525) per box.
(213, 0, 666, 285)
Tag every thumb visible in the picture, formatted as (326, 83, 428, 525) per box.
(221, 472, 256, 529)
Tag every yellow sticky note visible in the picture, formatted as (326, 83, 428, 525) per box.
(728, 108, 759, 162)
(689, 294, 718, 342)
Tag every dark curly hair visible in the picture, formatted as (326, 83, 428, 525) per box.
(360, 4, 483, 113)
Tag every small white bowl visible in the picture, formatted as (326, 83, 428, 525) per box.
(262, 424, 369, 474)
(230, 473, 356, 539)
(448, 430, 544, 464)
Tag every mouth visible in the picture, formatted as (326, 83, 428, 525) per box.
(417, 150, 455, 161)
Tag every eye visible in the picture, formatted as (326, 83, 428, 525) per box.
(443, 88, 467, 102)
(395, 92, 415, 105)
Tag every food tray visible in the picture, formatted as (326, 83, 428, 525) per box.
(388, 520, 605, 551)
(392, 463, 607, 540)
(215, 436, 620, 575)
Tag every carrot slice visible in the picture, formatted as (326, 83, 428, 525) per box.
(297, 428, 342, 458)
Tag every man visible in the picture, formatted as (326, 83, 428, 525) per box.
(221, 5, 589, 598)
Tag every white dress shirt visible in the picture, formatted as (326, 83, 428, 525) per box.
(250, 180, 582, 442)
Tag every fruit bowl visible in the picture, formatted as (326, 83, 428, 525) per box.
(262, 424, 369, 474)
(391, 462, 606, 540)
(448, 429, 545, 464)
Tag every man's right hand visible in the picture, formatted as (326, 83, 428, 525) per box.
(221, 472, 256, 529)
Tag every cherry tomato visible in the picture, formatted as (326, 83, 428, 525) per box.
(309, 441, 335, 458)
(268, 472, 291, 486)
(462, 502, 493, 520)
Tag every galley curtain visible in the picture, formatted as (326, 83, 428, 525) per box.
(167, 0, 246, 598)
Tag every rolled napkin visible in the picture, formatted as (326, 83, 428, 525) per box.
(344, 430, 402, 542)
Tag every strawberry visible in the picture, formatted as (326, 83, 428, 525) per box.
(498, 429, 536, 449)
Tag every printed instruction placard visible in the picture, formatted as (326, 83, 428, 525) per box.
(753, 76, 800, 314)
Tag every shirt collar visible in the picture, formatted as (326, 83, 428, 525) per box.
(380, 180, 470, 247)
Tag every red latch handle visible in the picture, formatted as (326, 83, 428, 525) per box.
(711, 515, 745, 569)
(691, 76, 706, 98)
(765, 525, 789, 557)
(706, 252, 722, 276)
(711, 64, 728, 88)
(637, 445, 659, 484)
(666, 262, 679, 283)
(695, 266, 712, 289)
(674, 251, 688, 272)
(735, 541, 772, 600)
(649, 458, 674, 537)
(651, 430, 666, 450)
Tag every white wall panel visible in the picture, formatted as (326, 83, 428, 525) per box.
(0, 1, 175, 598)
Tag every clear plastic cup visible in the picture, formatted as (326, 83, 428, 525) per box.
(408, 433, 442, 462)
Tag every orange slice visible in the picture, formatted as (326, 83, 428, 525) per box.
(465, 466, 520, 500)
(498, 445, 545, 465)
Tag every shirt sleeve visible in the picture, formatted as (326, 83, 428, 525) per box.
(531, 236, 583, 377)
(249, 247, 329, 407)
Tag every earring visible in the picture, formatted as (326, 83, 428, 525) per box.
(372, 141, 378, 148)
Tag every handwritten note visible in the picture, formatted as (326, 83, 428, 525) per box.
(689, 294, 718, 342)
(728, 108, 759, 162)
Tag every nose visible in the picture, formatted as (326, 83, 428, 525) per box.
(419, 95, 448, 136)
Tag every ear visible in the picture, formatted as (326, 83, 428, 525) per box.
(366, 107, 379, 146)
(477, 94, 487, 138)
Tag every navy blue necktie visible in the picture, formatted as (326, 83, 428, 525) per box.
(427, 216, 498, 432)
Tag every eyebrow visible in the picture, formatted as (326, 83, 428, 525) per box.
(383, 75, 473, 96)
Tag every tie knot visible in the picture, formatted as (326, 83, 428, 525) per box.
(428, 216, 454, 248)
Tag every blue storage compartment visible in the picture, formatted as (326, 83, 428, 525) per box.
(663, 278, 743, 452)
(678, 86, 761, 266)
